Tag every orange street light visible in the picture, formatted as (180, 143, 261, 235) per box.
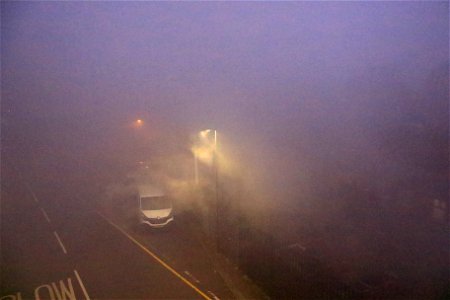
(133, 119, 144, 128)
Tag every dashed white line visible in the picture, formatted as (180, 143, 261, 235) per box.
(184, 271, 201, 283)
(74, 269, 91, 300)
(53, 231, 67, 254)
(30, 190, 39, 203)
(40, 207, 51, 223)
(207, 291, 221, 300)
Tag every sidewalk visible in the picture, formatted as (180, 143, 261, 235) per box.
(184, 214, 269, 300)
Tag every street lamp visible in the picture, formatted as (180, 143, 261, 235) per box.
(133, 119, 144, 128)
(200, 129, 211, 138)
(194, 129, 217, 184)
(194, 129, 219, 246)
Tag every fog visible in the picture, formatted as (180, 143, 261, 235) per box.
(2, 1, 448, 298)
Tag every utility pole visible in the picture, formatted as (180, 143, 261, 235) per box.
(214, 130, 219, 251)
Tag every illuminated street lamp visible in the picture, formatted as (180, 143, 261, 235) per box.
(194, 129, 219, 246)
(194, 129, 217, 184)
(132, 118, 144, 129)
(200, 129, 211, 138)
(201, 129, 217, 153)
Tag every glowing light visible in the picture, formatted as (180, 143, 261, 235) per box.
(132, 119, 144, 128)
(192, 145, 214, 166)
(199, 129, 211, 138)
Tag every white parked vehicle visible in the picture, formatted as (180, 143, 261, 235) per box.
(137, 185, 174, 228)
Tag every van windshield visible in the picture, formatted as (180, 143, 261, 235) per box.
(140, 196, 171, 210)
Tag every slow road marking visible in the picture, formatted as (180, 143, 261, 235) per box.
(74, 270, 91, 300)
(1, 270, 90, 300)
(97, 212, 212, 300)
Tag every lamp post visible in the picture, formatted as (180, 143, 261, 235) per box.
(213, 130, 219, 251)
(194, 152, 199, 185)
(195, 129, 219, 247)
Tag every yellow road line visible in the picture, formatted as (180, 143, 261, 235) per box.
(97, 212, 212, 300)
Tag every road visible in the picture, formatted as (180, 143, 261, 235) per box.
(1, 157, 235, 299)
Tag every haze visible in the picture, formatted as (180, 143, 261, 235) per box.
(2, 1, 448, 299)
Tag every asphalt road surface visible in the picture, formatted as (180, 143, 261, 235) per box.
(1, 158, 235, 299)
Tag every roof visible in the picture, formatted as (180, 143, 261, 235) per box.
(137, 185, 165, 197)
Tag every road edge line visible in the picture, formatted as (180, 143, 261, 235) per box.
(96, 211, 212, 300)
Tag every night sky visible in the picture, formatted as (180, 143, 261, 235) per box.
(3, 2, 447, 122)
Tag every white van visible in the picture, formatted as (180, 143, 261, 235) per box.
(137, 185, 174, 228)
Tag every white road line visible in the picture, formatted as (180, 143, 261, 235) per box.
(208, 291, 221, 300)
(53, 231, 67, 254)
(74, 269, 91, 300)
(40, 207, 51, 223)
(30, 190, 39, 203)
(24, 182, 37, 202)
(184, 270, 201, 283)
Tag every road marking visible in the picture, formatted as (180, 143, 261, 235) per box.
(31, 192, 39, 203)
(184, 271, 201, 283)
(2, 272, 91, 300)
(97, 212, 212, 300)
(207, 290, 221, 300)
(16, 171, 38, 203)
(53, 231, 67, 254)
(0, 292, 22, 300)
(23, 182, 38, 203)
(40, 208, 51, 223)
(34, 284, 55, 300)
(51, 278, 75, 300)
(26, 185, 39, 203)
(74, 270, 91, 300)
